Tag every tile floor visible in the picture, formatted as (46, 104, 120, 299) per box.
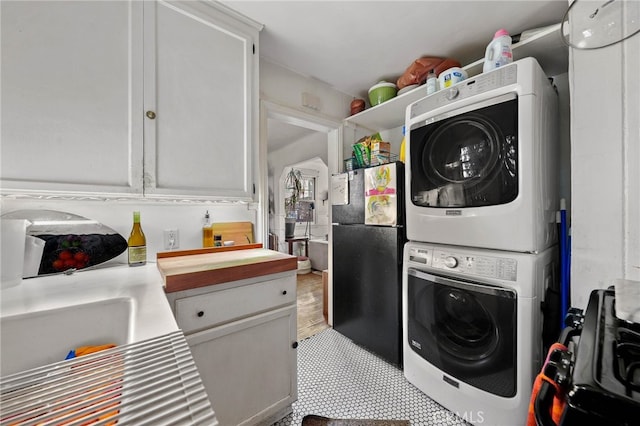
(274, 328, 470, 426)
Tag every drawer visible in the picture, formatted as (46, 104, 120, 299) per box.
(175, 274, 296, 334)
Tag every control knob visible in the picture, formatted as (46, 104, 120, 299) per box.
(444, 256, 458, 268)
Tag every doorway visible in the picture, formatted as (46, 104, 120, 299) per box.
(260, 100, 342, 329)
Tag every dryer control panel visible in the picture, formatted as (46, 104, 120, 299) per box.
(409, 63, 518, 120)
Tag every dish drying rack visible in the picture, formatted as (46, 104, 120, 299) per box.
(0, 331, 216, 426)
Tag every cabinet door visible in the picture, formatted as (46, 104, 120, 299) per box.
(0, 1, 143, 196)
(143, 1, 257, 200)
(186, 306, 297, 426)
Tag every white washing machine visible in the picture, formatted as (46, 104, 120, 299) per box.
(402, 241, 557, 426)
(404, 57, 559, 253)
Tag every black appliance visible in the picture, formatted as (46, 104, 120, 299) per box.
(331, 162, 405, 366)
(534, 288, 640, 425)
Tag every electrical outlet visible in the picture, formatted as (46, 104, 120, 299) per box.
(163, 229, 179, 250)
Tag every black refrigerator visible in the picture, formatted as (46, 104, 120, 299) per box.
(331, 162, 405, 366)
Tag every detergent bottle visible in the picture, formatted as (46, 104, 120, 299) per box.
(483, 29, 513, 73)
(399, 126, 406, 163)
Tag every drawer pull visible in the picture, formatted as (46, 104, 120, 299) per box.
(282, 290, 287, 295)
(197, 311, 204, 317)
(292, 341, 298, 349)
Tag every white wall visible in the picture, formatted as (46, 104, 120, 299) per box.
(0, 198, 256, 264)
(267, 131, 328, 177)
(260, 58, 352, 122)
(569, 32, 640, 308)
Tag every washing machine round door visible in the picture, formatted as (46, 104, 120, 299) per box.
(407, 269, 518, 397)
(435, 286, 500, 361)
(409, 97, 518, 208)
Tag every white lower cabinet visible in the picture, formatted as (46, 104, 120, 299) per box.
(187, 306, 297, 426)
(167, 272, 298, 426)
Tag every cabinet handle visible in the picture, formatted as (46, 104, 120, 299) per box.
(282, 290, 287, 295)
(292, 341, 298, 349)
(197, 311, 204, 317)
(146, 110, 156, 119)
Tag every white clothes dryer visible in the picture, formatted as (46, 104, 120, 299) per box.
(405, 57, 559, 253)
(402, 241, 558, 426)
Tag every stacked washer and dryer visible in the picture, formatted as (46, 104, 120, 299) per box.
(402, 57, 560, 426)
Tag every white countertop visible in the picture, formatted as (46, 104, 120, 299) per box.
(0, 263, 178, 343)
(0, 264, 220, 424)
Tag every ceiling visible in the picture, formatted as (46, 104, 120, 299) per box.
(221, 0, 569, 150)
(267, 118, 317, 151)
(223, 0, 567, 98)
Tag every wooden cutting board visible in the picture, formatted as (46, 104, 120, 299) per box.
(210, 222, 254, 245)
(158, 247, 297, 293)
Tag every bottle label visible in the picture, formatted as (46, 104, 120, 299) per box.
(128, 246, 147, 265)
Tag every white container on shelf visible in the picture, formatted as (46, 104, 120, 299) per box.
(483, 29, 513, 73)
(438, 67, 468, 89)
(425, 69, 438, 95)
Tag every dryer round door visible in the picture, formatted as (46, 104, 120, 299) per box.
(407, 268, 517, 397)
(409, 97, 518, 208)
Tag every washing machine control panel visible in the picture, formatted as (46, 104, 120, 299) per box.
(407, 247, 433, 265)
(431, 250, 518, 281)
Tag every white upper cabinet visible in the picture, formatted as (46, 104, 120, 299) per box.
(143, 1, 260, 200)
(1, 0, 144, 196)
(1, 0, 261, 201)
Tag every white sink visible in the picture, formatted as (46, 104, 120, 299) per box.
(0, 264, 179, 377)
(0, 297, 133, 376)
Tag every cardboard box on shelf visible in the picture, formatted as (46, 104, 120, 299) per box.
(371, 141, 391, 153)
(370, 141, 391, 166)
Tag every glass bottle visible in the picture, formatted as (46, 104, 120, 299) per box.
(128, 211, 147, 266)
(203, 210, 213, 247)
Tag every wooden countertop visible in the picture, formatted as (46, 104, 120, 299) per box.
(157, 246, 297, 293)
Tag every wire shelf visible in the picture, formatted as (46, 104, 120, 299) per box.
(344, 153, 399, 171)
